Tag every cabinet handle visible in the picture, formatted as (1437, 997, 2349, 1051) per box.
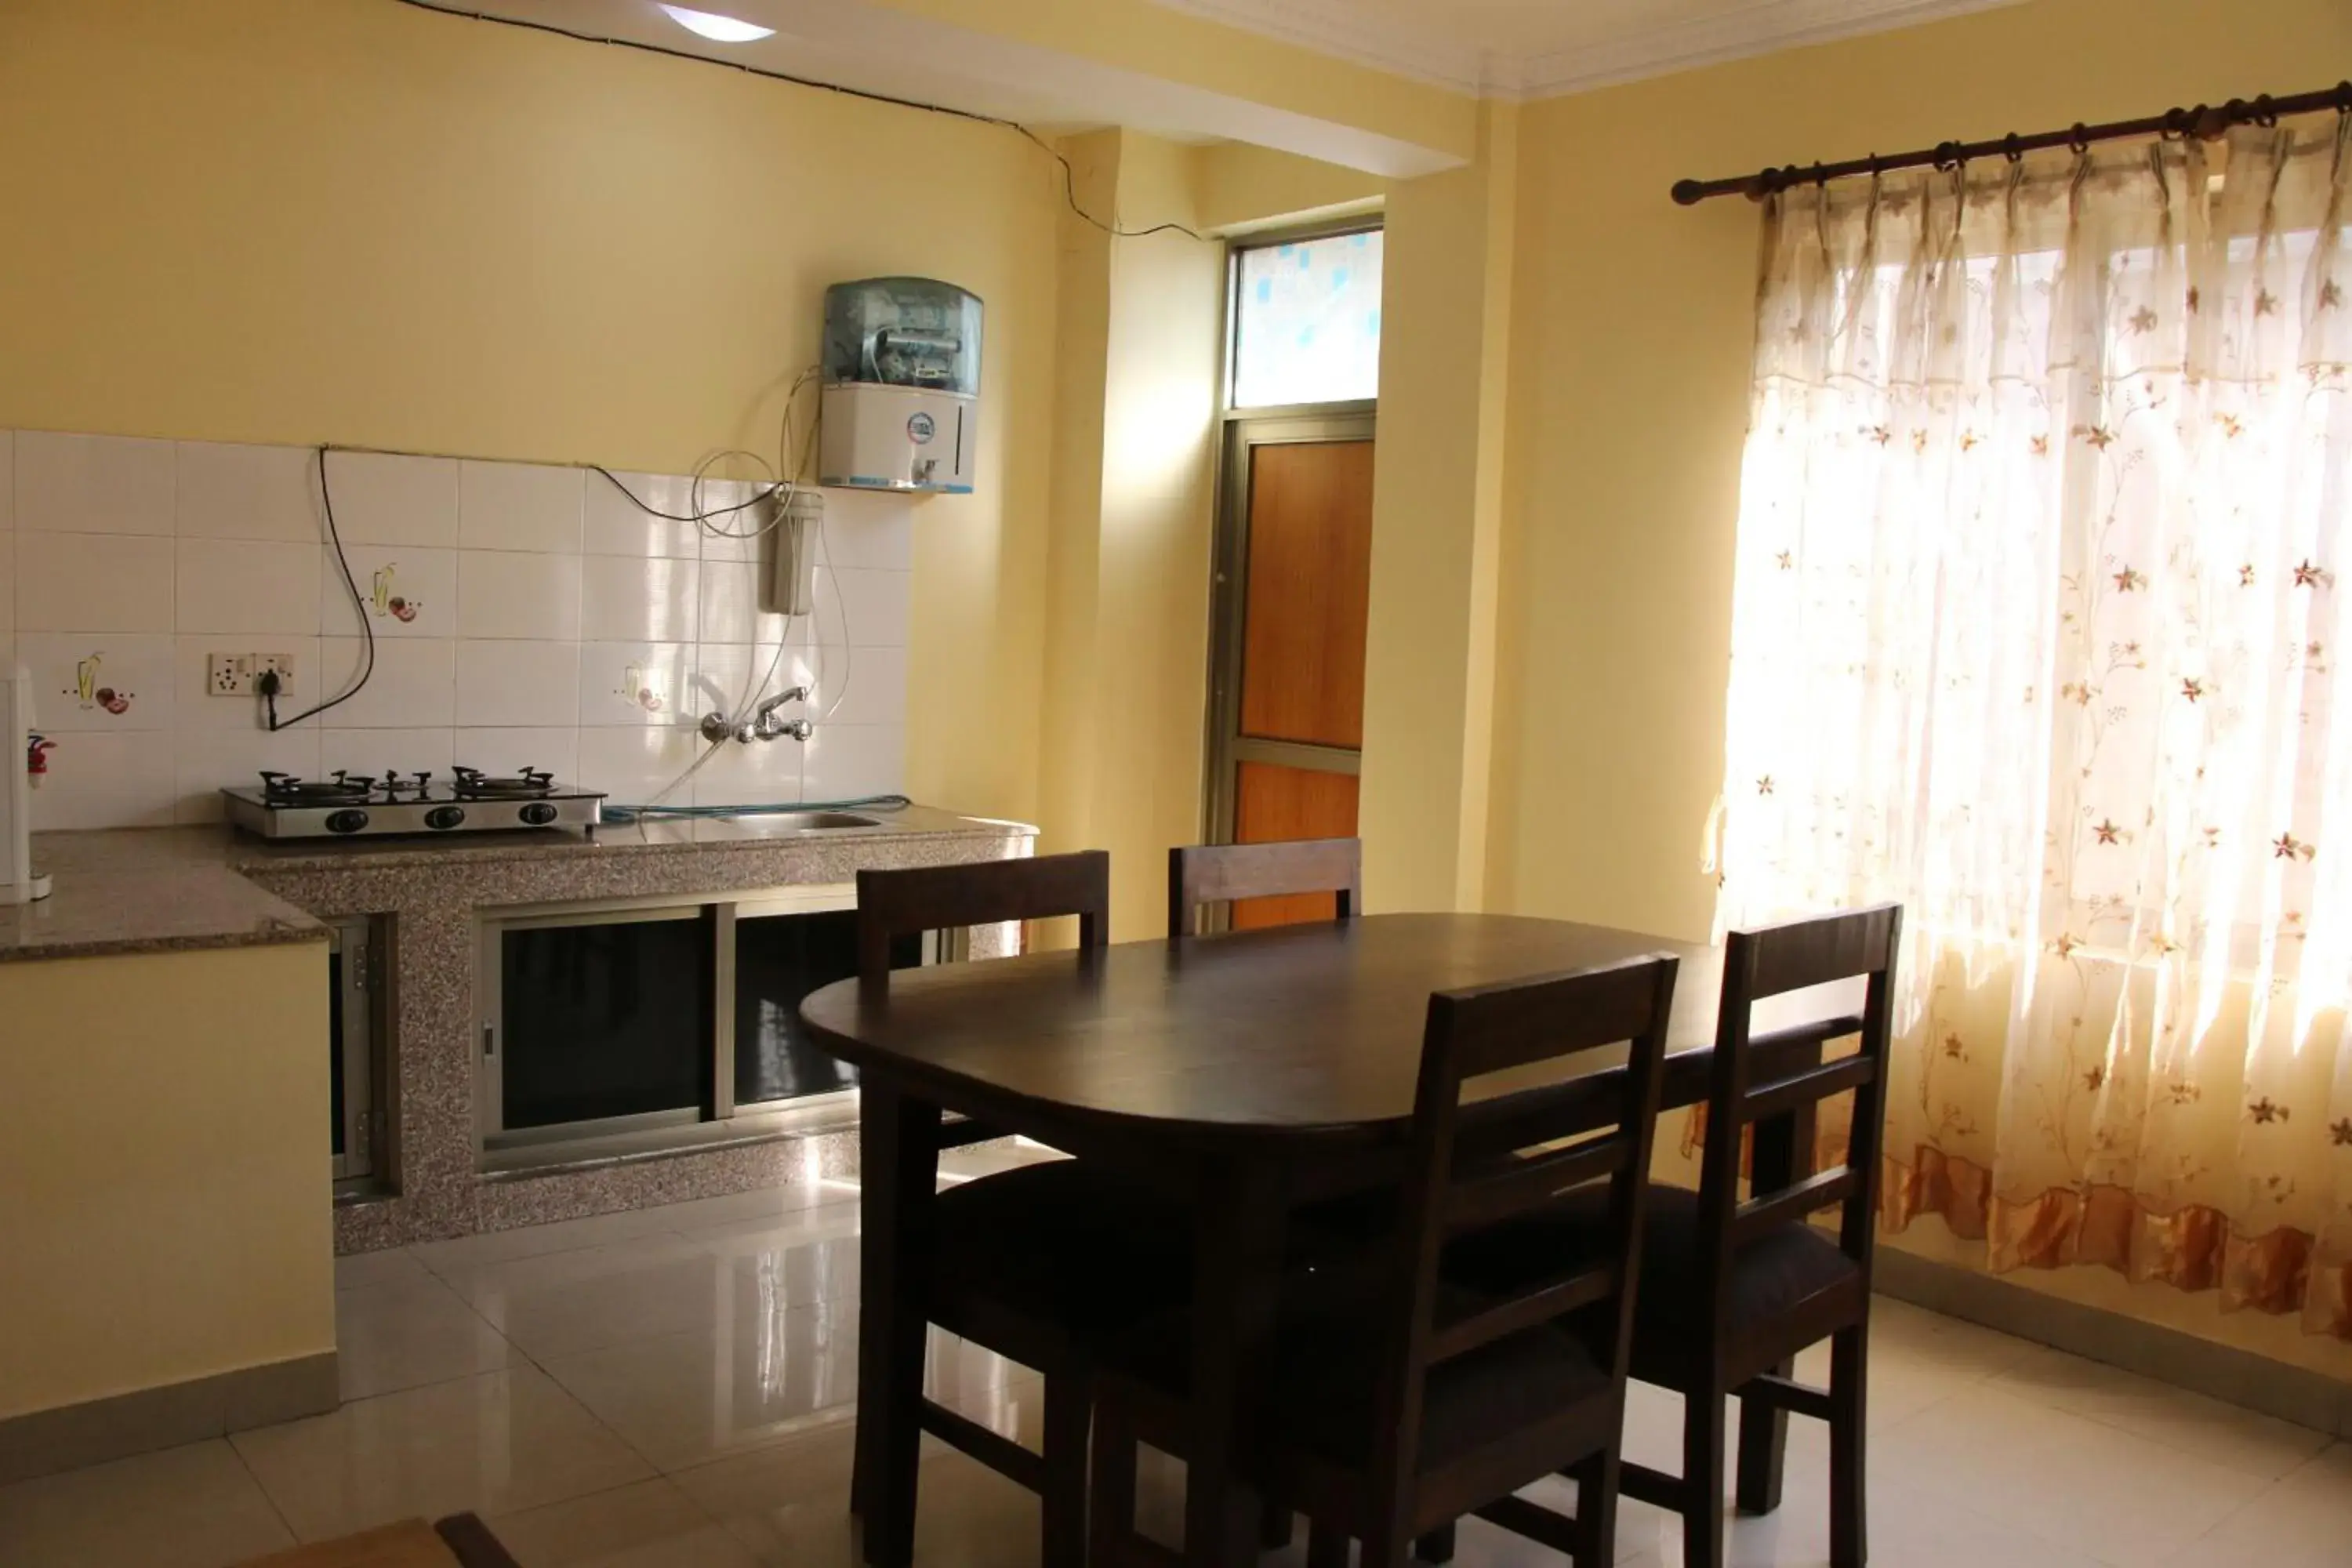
(482, 1025, 495, 1059)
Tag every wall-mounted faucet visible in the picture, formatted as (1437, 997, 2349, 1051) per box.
(702, 686, 812, 745)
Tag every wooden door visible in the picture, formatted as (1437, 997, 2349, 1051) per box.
(1208, 422, 1374, 927)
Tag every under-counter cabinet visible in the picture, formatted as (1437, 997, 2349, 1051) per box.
(477, 885, 932, 1167)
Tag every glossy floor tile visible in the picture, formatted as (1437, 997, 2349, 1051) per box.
(0, 1440, 292, 1568)
(5, 1174, 2343, 1567)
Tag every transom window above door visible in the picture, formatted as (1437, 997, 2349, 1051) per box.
(1229, 227, 1383, 408)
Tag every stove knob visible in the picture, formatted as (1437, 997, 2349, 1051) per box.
(325, 809, 370, 835)
(424, 805, 466, 831)
(517, 802, 559, 827)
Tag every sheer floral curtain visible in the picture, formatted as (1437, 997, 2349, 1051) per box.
(1715, 116, 2352, 1335)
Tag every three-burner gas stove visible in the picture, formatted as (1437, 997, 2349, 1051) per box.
(221, 767, 605, 840)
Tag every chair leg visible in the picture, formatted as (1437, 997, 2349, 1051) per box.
(1828, 1327, 1868, 1568)
(1567, 1448, 1620, 1568)
(1680, 1388, 1726, 1568)
(1307, 1519, 1351, 1568)
(1413, 1524, 1456, 1563)
(1361, 1523, 1409, 1568)
(1043, 1374, 1091, 1568)
(1734, 1359, 1790, 1515)
(1088, 1386, 1139, 1568)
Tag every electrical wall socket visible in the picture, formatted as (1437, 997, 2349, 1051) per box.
(206, 652, 298, 696)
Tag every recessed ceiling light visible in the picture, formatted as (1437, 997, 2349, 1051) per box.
(658, 5, 774, 43)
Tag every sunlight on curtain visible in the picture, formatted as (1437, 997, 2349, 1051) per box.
(1717, 119, 2352, 1335)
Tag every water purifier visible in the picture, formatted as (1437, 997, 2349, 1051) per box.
(818, 278, 981, 495)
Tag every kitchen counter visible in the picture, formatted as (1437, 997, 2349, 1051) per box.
(3, 804, 1025, 963)
(1, 827, 324, 963)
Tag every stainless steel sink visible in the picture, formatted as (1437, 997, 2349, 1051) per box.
(765, 811, 882, 830)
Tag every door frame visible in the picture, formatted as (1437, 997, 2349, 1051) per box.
(1201, 408, 1376, 850)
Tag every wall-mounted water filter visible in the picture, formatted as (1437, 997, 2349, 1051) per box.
(818, 278, 980, 494)
(769, 488, 822, 617)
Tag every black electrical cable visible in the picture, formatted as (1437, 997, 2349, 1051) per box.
(387, 0, 1208, 242)
(588, 464, 776, 523)
(267, 448, 375, 731)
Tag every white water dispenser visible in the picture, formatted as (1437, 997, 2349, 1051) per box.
(2, 666, 52, 906)
(818, 278, 981, 495)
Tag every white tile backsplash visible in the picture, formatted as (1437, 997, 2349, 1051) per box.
(176, 538, 321, 635)
(173, 725, 322, 822)
(318, 636, 458, 729)
(697, 558, 802, 647)
(582, 472, 702, 558)
(14, 431, 176, 535)
(691, 726, 805, 808)
(452, 727, 578, 782)
(16, 531, 176, 632)
(458, 549, 582, 641)
(580, 554, 697, 643)
(18, 633, 175, 731)
(801, 722, 905, 803)
(325, 450, 459, 546)
(813, 489, 916, 569)
(174, 633, 321, 731)
(176, 441, 320, 542)
(455, 638, 580, 728)
(3, 430, 907, 827)
(575, 725, 702, 802)
(33, 730, 179, 829)
(807, 643, 906, 727)
(317, 728, 456, 782)
(459, 460, 583, 554)
(321, 543, 456, 639)
(579, 641, 695, 727)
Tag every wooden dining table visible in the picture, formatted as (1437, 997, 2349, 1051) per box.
(800, 912, 1840, 1568)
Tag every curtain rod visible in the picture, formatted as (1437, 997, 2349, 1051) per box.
(1671, 80, 2352, 206)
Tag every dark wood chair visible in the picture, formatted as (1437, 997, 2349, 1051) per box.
(1088, 952, 1682, 1568)
(1448, 904, 1902, 1568)
(1167, 837, 1361, 935)
(849, 851, 1192, 1568)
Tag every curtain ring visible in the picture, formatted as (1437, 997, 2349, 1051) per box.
(2251, 93, 2278, 128)
(2067, 122, 2091, 154)
(2160, 106, 2191, 140)
(1808, 162, 1829, 187)
(2337, 80, 2351, 115)
(1931, 140, 1964, 171)
(2002, 132, 2024, 163)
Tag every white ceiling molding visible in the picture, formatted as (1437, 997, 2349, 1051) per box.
(1150, 0, 2022, 102)
(1144, 0, 1517, 99)
(1515, 0, 2025, 99)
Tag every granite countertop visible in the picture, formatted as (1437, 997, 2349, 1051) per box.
(1, 804, 1036, 964)
(0, 828, 325, 964)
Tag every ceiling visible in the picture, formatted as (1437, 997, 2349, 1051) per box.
(1149, 0, 2022, 98)
(396, 0, 1459, 176)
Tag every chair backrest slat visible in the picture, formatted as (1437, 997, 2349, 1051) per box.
(1425, 1263, 1620, 1363)
(1443, 1137, 1630, 1235)
(1728, 1166, 1859, 1246)
(1364, 952, 1679, 1500)
(1167, 838, 1360, 936)
(1740, 1052, 1876, 1127)
(1693, 904, 1903, 1336)
(855, 851, 1111, 988)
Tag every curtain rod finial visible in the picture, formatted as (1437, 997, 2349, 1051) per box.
(1671, 178, 1706, 205)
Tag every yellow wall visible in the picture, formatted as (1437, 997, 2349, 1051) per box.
(0, 942, 333, 1419)
(0, 0, 1062, 832)
(1036, 131, 1224, 938)
(1190, 142, 1386, 236)
(1484, 0, 2352, 1373)
(1358, 102, 1518, 915)
(878, 0, 1479, 171)
(1490, 0, 2352, 942)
